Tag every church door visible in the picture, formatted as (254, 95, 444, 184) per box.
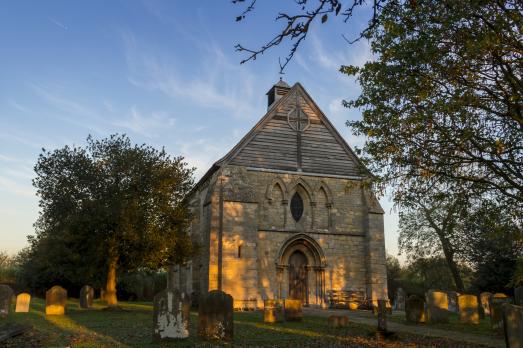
(289, 250, 308, 304)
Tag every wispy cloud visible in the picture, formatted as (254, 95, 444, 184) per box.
(113, 107, 176, 137)
(49, 17, 68, 30)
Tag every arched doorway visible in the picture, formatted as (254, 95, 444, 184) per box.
(289, 250, 308, 302)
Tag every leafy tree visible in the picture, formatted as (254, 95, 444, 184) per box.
(386, 254, 403, 300)
(30, 134, 196, 307)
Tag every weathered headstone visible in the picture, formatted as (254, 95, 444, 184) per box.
(0, 285, 14, 318)
(490, 293, 512, 331)
(515, 286, 523, 306)
(327, 315, 348, 328)
(284, 299, 302, 321)
(447, 291, 459, 313)
(406, 295, 426, 323)
(394, 288, 405, 311)
(377, 299, 387, 332)
(263, 299, 284, 323)
(45, 286, 67, 315)
(79, 285, 94, 309)
(99, 289, 106, 302)
(426, 290, 449, 323)
(198, 290, 233, 340)
(153, 289, 190, 340)
(458, 294, 479, 324)
(480, 292, 493, 317)
(502, 304, 523, 348)
(15, 293, 31, 313)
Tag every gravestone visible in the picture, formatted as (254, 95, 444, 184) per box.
(328, 315, 348, 328)
(99, 289, 106, 302)
(45, 286, 67, 315)
(153, 289, 191, 340)
(490, 293, 512, 331)
(394, 288, 405, 311)
(426, 290, 449, 323)
(0, 285, 14, 318)
(263, 299, 284, 323)
(15, 293, 31, 313)
(480, 292, 493, 317)
(377, 299, 387, 332)
(79, 285, 94, 309)
(284, 299, 302, 321)
(502, 304, 523, 348)
(515, 286, 523, 306)
(458, 294, 479, 324)
(198, 290, 233, 340)
(447, 291, 459, 313)
(406, 295, 426, 323)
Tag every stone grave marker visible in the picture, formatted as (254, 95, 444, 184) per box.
(406, 295, 426, 323)
(79, 285, 94, 309)
(502, 303, 523, 348)
(490, 293, 512, 331)
(153, 289, 191, 340)
(480, 292, 492, 317)
(447, 291, 459, 313)
(394, 288, 405, 311)
(198, 290, 233, 340)
(377, 299, 387, 332)
(15, 293, 31, 313)
(328, 315, 348, 328)
(0, 285, 14, 318)
(263, 299, 284, 323)
(458, 294, 479, 324)
(45, 286, 67, 315)
(284, 299, 303, 321)
(426, 290, 449, 323)
(515, 286, 523, 306)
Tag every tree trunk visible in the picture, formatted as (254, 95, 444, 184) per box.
(437, 233, 465, 292)
(105, 256, 118, 307)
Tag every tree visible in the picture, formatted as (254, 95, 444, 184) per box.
(31, 134, 196, 307)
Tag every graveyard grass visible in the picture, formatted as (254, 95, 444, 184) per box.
(4, 298, 496, 348)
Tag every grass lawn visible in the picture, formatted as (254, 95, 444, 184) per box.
(1, 298, 493, 347)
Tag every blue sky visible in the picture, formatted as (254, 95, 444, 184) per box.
(0, 1, 399, 257)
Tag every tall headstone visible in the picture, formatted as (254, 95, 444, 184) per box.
(153, 289, 191, 340)
(15, 293, 31, 313)
(45, 286, 67, 315)
(515, 287, 523, 306)
(79, 285, 94, 309)
(426, 290, 449, 323)
(263, 299, 284, 323)
(502, 304, 523, 348)
(406, 295, 426, 323)
(447, 291, 459, 313)
(480, 292, 492, 317)
(458, 294, 479, 324)
(377, 299, 387, 332)
(198, 290, 233, 340)
(284, 299, 303, 321)
(0, 285, 14, 318)
(490, 293, 512, 331)
(394, 288, 405, 311)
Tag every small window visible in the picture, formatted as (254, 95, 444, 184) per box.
(238, 245, 242, 258)
(290, 192, 304, 222)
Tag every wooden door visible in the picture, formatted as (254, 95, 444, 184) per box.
(289, 251, 308, 304)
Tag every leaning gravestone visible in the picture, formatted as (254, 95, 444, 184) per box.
(426, 290, 449, 323)
(490, 293, 512, 331)
(263, 299, 284, 323)
(0, 285, 14, 318)
(79, 285, 94, 309)
(447, 291, 459, 313)
(15, 293, 31, 313)
(284, 299, 303, 321)
(406, 295, 426, 323)
(394, 288, 405, 311)
(502, 304, 523, 348)
(198, 290, 233, 340)
(458, 294, 479, 324)
(515, 286, 523, 306)
(45, 286, 67, 315)
(480, 292, 493, 317)
(153, 289, 191, 340)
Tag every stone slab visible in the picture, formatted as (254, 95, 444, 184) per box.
(406, 295, 425, 324)
(502, 304, 523, 348)
(458, 294, 479, 324)
(0, 285, 14, 318)
(45, 286, 67, 315)
(198, 290, 233, 340)
(426, 290, 449, 324)
(153, 289, 190, 340)
(15, 293, 30, 313)
(263, 299, 284, 323)
(79, 285, 94, 309)
(284, 299, 303, 321)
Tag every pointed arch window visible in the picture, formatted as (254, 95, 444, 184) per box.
(290, 192, 304, 222)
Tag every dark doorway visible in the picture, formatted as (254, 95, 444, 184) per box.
(289, 250, 308, 304)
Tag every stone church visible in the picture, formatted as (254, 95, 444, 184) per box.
(172, 80, 387, 309)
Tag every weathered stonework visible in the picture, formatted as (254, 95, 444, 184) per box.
(176, 82, 388, 310)
(153, 289, 190, 340)
(46, 285, 67, 315)
(15, 293, 30, 313)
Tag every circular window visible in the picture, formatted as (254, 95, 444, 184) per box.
(290, 192, 304, 222)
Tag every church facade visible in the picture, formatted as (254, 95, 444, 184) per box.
(173, 81, 387, 309)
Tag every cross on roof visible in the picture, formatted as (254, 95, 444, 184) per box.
(287, 105, 310, 132)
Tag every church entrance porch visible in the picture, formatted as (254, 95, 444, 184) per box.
(276, 233, 326, 307)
